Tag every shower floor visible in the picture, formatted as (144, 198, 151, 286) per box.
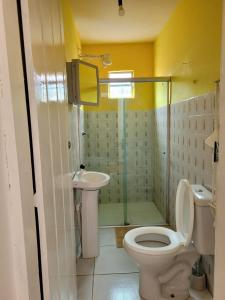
(99, 201, 166, 226)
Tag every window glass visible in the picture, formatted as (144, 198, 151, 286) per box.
(108, 71, 134, 99)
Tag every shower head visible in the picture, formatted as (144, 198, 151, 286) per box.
(101, 54, 112, 67)
(79, 52, 112, 68)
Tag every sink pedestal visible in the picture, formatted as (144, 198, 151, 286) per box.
(81, 190, 99, 258)
(73, 170, 110, 258)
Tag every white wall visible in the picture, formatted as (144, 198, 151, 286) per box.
(214, 1, 225, 298)
(0, 0, 40, 299)
(21, 0, 78, 298)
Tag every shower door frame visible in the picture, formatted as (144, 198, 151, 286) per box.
(99, 76, 171, 225)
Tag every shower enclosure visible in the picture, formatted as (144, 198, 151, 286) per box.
(80, 77, 171, 226)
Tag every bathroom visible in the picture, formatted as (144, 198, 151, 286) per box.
(0, 0, 225, 300)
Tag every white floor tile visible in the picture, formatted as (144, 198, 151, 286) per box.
(58, 276, 77, 300)
(93, 273, 141, 300)
(99, 202, 166, 226)
(77, 275, 93, 300)
(99, 203, 124, 226)
(128, 202, 165, 225)
(95, 246, 138, 274)
(99, 227, 116, 246)
(77, 258, 95, 275)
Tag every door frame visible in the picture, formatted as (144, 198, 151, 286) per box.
(214, 0, 225, 298)
(0, 0, 40, 299)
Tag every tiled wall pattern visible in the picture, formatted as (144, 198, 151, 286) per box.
(152, 106, 168, 219)
(169, 92, 216, 295)
(83, 92, 215, 226)
(69, 105, 80, 172)
(169, 92, 215, 226)
(83, 92, 216, 294)
(83, 110, 155, 204)
(83, 111, 120, 203)
(124, 110, 154, 203)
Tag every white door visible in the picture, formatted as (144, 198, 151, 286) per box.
(0, 0, 41, 299)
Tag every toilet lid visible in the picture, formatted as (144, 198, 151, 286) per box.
(175, 179, 194, 247)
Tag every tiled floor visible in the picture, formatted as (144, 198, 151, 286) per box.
(77, 228, 212, 300)
(77, 227, 140, 300)
(99, 202, 165, 226)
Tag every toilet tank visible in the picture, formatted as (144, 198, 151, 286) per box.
(191, 185, 215, 255)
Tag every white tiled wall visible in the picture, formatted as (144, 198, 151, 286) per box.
(169, 92, 216, 295)
(152, 106, 168, 219)
(125, 111, 154, 203)
(83, 93, 216, 294)
(169, 92, 216, 226)
(83, 107, 169, 223)
(83, 110, 155, 204)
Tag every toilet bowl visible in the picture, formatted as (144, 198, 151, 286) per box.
(124, 227, 198, 300)
(124, 179, 210, 300)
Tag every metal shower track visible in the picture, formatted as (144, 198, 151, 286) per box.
(99, 76, 171, 84)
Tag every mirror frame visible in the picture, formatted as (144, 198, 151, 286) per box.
(66, 59, 100, 106)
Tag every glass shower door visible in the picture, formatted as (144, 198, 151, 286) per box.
(124, 82, 169, 225)
(82, 80, 169, 226)
(83, 84, 125, 226)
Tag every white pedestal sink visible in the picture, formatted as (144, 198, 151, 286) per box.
(73, 171, 110, 258)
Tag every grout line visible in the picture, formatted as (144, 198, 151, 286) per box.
(77, 274, 94, 277)
(91, 275, 94, 300)
(99, 244, 116, 247)
(91, 258, 96, 300)
(94, 271, 139, 276)
(93, 257, 96, 275)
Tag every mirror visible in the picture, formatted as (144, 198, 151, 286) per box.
(66, 59, 99, 105)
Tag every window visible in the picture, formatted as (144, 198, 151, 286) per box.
(108, 71, 134, 99)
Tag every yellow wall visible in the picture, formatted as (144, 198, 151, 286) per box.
(154, 0, 222, 107)
(82, 42, 155, 111)
(61, 0, 222, 109)
(60, 0, 81, 61)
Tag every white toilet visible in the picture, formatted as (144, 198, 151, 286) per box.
(124, 179, 214, 300)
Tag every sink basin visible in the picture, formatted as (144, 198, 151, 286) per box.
(73, 171, 110, 190)
(73, 170, 110, 258)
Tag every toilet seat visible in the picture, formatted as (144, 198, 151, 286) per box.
(176, 179, 194, 247)
(124, 179, 194, 256)
(124, 226, 183, 255)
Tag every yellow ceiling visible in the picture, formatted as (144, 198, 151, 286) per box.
(73, 0, 180, 44)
